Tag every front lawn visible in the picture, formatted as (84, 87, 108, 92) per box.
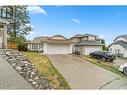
(22, 52, 71, 89)
(81, 56, 126, 77)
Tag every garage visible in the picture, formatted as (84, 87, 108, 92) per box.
(84, 46, 102, 55)
(47, 43, 69, 54)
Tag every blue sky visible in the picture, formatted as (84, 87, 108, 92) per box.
(26, 6, 127, 45)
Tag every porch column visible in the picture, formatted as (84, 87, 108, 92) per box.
(43, 42, 47, 54)
(38, 44, 40, 51)
(31, 44, 32, 50)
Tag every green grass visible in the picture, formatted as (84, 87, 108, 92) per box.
(22, 52, 71, 89)
(82, 56, 126, 77)
(117, 57, 127, 61)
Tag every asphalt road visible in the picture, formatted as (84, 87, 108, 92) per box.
(47, 54, 120, 89)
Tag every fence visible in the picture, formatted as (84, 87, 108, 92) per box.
(7, 41, 18, 49)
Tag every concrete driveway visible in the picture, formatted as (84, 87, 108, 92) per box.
(47, 54, 120, 89)
(113, 58, 127, 67)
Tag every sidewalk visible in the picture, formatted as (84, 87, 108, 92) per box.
(0, 55, 33, 89)
(100, 77, 127, 89)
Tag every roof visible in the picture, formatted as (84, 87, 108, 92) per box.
(75, 40, 102, 46)
(73, 34, 84, 38)
(50, 35, 67, 40)
(27, 35, 70, 44)
(33, 36, 48, 43)
(109, 41, 127, 48)
(114, 35, 127, 41)
(70, 33, 97, 39)
(83, 33, 97, 37)
(41, 39, 71, 44)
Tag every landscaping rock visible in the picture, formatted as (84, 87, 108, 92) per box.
(0, 49, 52, 89)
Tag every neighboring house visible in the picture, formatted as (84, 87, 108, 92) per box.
(69, 34, 103, 55)
(0, 19, 8, 48)
(109, 35, 127, 57)
(27, 35, 73, 54)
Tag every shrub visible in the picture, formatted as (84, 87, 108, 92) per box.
(18, 43, 28, 52)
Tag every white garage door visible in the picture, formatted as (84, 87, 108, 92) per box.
(47, 43, 69, 54)
(84, 47, 101, 55)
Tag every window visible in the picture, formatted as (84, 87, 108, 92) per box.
(32, 44, 38, 50)
(118, 49, 120, 54)
(110, 48, 112, 51)
(115, 49, 117, 53)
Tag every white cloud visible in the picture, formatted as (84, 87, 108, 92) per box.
(27, 6, 47, 15)
(25, 24, 34, 29)
(71, 19, 80, 24)
(98, 35, 105, 39)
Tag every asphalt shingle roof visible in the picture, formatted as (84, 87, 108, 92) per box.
(114, 35, 127, 41)
(109, 41, 127, 48)
(75, 40, 102, 46)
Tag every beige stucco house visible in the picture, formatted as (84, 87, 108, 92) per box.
(28, 34, 103, 55)
(27, 35, 73, 54)
(0, 19, 8, 48)
(69, 34, 103, 55)
(109, 35, 127, 57)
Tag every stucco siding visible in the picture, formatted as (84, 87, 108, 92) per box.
(88, 36, 95, 41)
(69, 38, 80, 43)
(81, 37, 88, 41)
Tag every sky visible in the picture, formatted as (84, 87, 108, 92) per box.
(26, 6, 127, 45)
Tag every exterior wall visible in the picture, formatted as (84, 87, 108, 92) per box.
(75, 46, 83, 55)
(0, 30, 3, 48)
(0, 23, 7, 48)
(109, 44, 126, 57)
(69, 38, 81, 43)
(81, 37, 88, 41)
(83, 46, 102, 55)
(81, 36, 96, 41)
(69, 43, 73, 54)
(115, 37, 127, 42)
(88, 36, 96, 41)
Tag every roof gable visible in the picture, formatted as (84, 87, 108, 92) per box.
(109, 41, 127, 48)
(49, 35, 67, 40)
(114, 35, 127, 41)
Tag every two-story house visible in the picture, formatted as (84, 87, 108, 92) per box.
(69, 34, 103, 55)
(109, 35, 127, 57)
